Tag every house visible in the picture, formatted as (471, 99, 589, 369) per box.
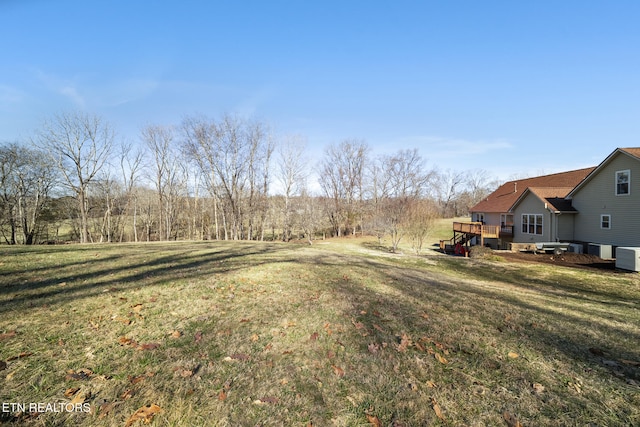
(445, 147, 640, 254)
(448, 167, 594, 250)
(511, 187, 579, 244)
(567, 148, 640, 248)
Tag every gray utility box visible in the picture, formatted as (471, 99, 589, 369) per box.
(568, 243, 584, 254)
(588, 243, 613, 259)
(615, 247, 640, 272)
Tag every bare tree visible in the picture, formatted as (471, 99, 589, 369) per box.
(456, 169, 499, 216)
(297, 189, 326, 245)
(276, 134, 308, 241)
(368, 149, 435, 252)
(0, 143, 20, 244)
(0, 143, 57, 244)
(35, 112, 114, 243)
(141, 124, 187, 240)
(118, 143, 145, 242)
(182, 114, 273, 241)
(318, 139, 368, 237)
(433, 169, 466, 218)
(405, 199, 438, 255)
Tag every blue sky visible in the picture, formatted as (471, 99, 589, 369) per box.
(2, 0, 640, 180)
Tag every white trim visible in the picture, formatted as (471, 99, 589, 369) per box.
(615, 169, 631, 196)
(521, 213, 543, 235)
(600, 214, 611, 230)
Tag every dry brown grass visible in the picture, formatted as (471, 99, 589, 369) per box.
(0, 239, 638, 426)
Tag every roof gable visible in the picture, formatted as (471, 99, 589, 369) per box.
(567, 147, 640, 198)
(471, 167, 594, 213)
(511, 187, 578, 212)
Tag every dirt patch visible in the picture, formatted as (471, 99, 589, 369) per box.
(496, 250, 616, 271)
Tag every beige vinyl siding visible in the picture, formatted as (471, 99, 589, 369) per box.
(571, 153, 640, 247)
(481, 212, 502, 226)
(512, 194, 551, 243)
(557, 214, 575, 241)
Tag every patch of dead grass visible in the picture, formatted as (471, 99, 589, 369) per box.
(0, 239, 638, 426)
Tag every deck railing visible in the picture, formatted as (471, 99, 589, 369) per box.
(452, 222, 511, 239)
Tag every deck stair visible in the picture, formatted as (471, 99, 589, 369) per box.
(440, 221, 501, 253)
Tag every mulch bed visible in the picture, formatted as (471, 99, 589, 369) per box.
(496, 250, 616, 271)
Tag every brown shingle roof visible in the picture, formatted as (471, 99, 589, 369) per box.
(470, 167, 595, 213)
(620, 147, 640, 159)
(527, 187, 577, 212)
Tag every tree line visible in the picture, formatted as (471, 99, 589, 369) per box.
(0, 111, 499, 250)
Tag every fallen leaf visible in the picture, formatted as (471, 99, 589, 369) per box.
(230, 353, 250, 361)
(65, 368, 93, 381)
(368, 343, 380, 354)
(431, 398, 445, 421)
(128, 374, 146, 385)
(259, 396, 279, 404)
(426, 380, 437, 388)
(0, 331, 17, 340)
(532, 383, 545, 394)
(366, 413, 382, 426)
(352, 320, 365, 330)
(503, 411, 523, 427)
(97, 401, 119, 419)
(125, 404, 163, 427)
(619, 359, 640, 367)
(332, 365, 345, 377)
(194, 331, 203, 343)
(397, 333, 411, 352)
(137, 343, 160, 351)
(218, 390, 227, 401)
(0, 361, 7, 371)
(7, 352, 33, 361)
(250, 333, 259, 342)
(373, 324, 383, 332)
(435, 353, 448, 364)
(121, 389, 135, 399)
(70, 390, 86, 405)
(170, 330, 182, 338)
(131, 304, 144, 312)
(119, 336, 138, 348)
(64, 387, 80, 397)
(113, 316, 132, 325)
(310, 332, 319, 341)
(508, 351, 519, 359)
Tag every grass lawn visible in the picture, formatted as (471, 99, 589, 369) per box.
(0, 238, 638, 426)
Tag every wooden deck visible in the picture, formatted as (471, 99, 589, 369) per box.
(440, 222, 513, 252)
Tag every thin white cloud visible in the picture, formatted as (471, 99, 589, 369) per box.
(0, 85, 25, 107)
(401, 135, 513, 158)
(59, 85, 85, 107)
(96, 78, 160, 107)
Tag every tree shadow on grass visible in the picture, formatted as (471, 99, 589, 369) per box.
(0, 242, 297, 314)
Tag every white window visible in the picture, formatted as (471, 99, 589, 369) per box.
(500, 214, 514, 227)
(521, 214, 543, 235)
(601, 214, 611, 229)
(616, 170, 630, 195)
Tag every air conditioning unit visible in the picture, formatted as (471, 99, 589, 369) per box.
(615, 247, 640, 272)
(568, 243, 583, 254)
(588, 243, 613, 259)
